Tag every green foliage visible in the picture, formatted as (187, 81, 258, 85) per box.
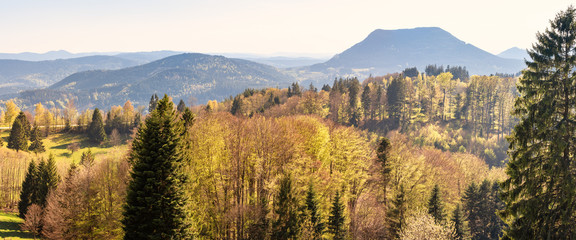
(230, 96, 243, 116)
(88, 108, 107, 143)
(272, 174, 300, 240)
(28, 127, 45, 153)
(37, 155, 60, 207)
(500, 6, 576, 239)
(327, 190, 346, 240)
(302, 183, 324, 239)
(463, 180, 504, 240)
(148, 93, 159, 113)
(80, 149, 95, 167)
(7, 114, 29, 152)
(451, 204, 470, 240)
(427, 184, 445, 223)
(18, 161, 38, 218)
(176, 99, 186, 112)
(388, 185, 407, 239)
(123, 94, 192, 239)
(387, 76, 406, 128)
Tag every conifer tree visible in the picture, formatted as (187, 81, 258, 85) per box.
(304, 183, 324, 239)
(376, 137, 391, 206)
(123, 94, 192, 240)
(80, 149, 95, 167)
(427, 184, 445, 223)
(7, 115, 28, 152)
(388, 185, 407, 239)
(451, 204, 470, 240)
(361, 85, 371, 119)
(181, 108, 195, 129)
(231, 96, 243, 116)
(327, 190, 346, 240)
(500, 7, 576, 239)
(18, 160, 38, 218)
(88, 108, 107, 143)
(28, 126, 45, 153)
(37, 155, 60, 207)
(272, 174, 300, 240)
(149, 94, 159, 113)
(177, 99, 186, 112)
(387, 76, 406, 127)
(16, 111, 31, 139)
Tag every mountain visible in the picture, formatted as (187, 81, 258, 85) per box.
(0, 56, 140, 96)
(245, 56, 328, 68)
(0, 50, 96, 61)
(498, 47, 531, 61)
(113, 51, 182, 64)
(35, 53, 293, 109)
(304, 27, 525, 79)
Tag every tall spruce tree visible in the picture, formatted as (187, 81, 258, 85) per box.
(37, 155, 60, 207)
(272, 174, 300, 240)
(428, 184, 445, 223)
(88, 108, 107, 143)
(388, 185, 407, 239)
(176, 99, 186, 112)
(376, 137, 392, 206)
(15, 111, 31, 139)
(149, 94, 159, 113)
(451, 204, 470, 240)
(304, 183, 324, 239)
(500, 6, 576, 239)
(28, 126, 45, 153)
(7, 116, 28, 152)
(123, 94, 192, 240)
(18, 160, 38, 218)
(327, 190, 346, 240)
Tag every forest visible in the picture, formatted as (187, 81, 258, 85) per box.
(1, 6, 576, 240)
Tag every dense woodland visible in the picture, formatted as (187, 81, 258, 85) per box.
(1, 6, 576, 240)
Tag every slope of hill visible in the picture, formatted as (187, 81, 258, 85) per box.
(498, 47, 530, 61)
(36, 53, 293, 109)
(304, 27, 525, 79)
(0, 56, 140, 96)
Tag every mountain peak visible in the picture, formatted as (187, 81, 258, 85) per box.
(498, 47, 530, 60)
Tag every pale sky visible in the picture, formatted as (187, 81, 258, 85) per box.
(0, 0, 573, 57)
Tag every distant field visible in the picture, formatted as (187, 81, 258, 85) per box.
(0, 212, 35, 240)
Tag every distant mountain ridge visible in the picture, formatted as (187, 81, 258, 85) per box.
(498, 47, 531, 61)
(304, 27, 525, 79)
(28, 53, 294, 109)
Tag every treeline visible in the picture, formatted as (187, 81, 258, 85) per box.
(218, 72, 518, 166)
(10, 94, 507, 239)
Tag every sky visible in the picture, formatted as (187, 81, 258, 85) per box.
(0, 0, 573, 57)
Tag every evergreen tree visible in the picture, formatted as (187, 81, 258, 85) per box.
(16, 111, 31, 139)
(28, 126, 45, 153)
(7, 116, 28, 152)
(148, 94, 159, 113)
(18, 160, 38, 218)
(181, 108, 195, 129)
(427, 184, 445, 223)
(123, 94, 192, 240)
(387, 76, 406, 128)
(272, 174, 300, 240)
(376, 137, 391, 206)
(388, 185, 407, 239)
(361, 85, 371, 119)
(327, 190, 346, 240)
(451, 204, 470, 240)
(231, 96, 243, 116)
(133, 112, 141, 129)
(176, 99, 186, 112)
(88, 108, 107, 143)
(37, 155, 60, 207)
(80, 149, 95, 167)
(500, 7, 576, 239)
(304, 183, 324, 239)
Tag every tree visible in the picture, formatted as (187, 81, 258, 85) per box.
(400, 210, 455, 240)
(500, 6, 576, 239)
(29, 126, 45, 153)
(7, 114, 29, 152)
(388, 185, 407, 239)
(181, 108, 195, 129)
(21, 204, 43, 238)
(327, 190, 346, 240)
(177, 99, 186, 112)
(451, 204, 470, 240)
(302, 183, 324, 239)
(88, 108, 107, 143)
(272, 174, 300, 240)
(231, 96, 243, 116)
(428, 184, 445, 223)
(80, 149, 95, 167)
(387, 76, 406, 128)
(123, 94, 192, 239)
(19, 160, 38, 218)
(4, 100, 20, 124)
(37, 155, 60, 207)
(376, 137, 392, 206)
(148, 94, 159, 113)
(361, 85, 371, 119)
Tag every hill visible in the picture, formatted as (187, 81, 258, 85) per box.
(0, 56, 140, 96)
(33, 53, 294, 109)
(497, 47, 531, 61)
(303, 27, 525, 80)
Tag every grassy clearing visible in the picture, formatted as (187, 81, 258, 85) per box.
(0, 212, 35, 240)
